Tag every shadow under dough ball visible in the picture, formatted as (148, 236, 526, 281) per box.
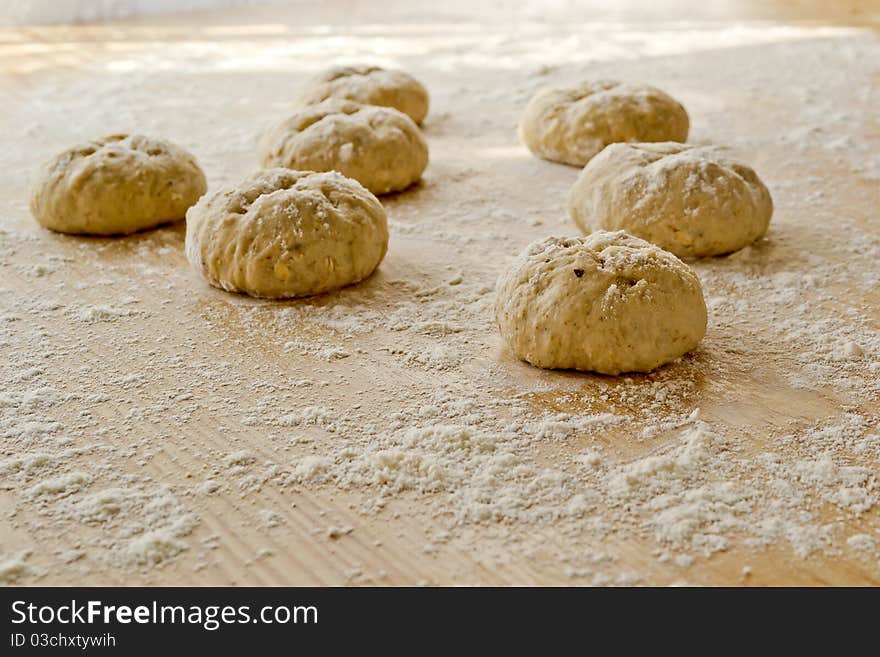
(30, 133, 206, 236)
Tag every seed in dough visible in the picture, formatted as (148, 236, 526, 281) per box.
(494, 231, 707, 375)
(30, 134, 206, 236)
(258, 100, 428, 195)
(519, 80, 689, 167)
(300, 65, 429, 125)
(185, 168, 388, 299)
(569, 142, 773, 257)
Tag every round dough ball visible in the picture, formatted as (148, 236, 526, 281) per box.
(519, 81, 689, 166)
(185, 168, 388, 299)
(301, 65, 429, 124)
(569, 142, 773, 257)
(494, 231, 706, 375)
(30, 134, 206, 236)
(258, 100, 428, 195)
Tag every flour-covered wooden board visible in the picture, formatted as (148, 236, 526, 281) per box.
(0, 1, 878, 586)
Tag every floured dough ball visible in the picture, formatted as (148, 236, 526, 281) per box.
(30, 134, 206, 235)
(569, 142, 773, 257)
(258, 100, 428, 195)
(301, 65, 429, 124)
(519, 81, 689, 166)
(186, 168, 388, 299)
(494, 231, 706, 375)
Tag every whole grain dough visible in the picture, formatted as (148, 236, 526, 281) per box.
(519, 81, 689, 166)
(494, 231, 706, 375)
(301, 65, 429, 124)
(569, 142, 773, 257)
(258, 100, 428, 195)
(30, 134, 206, 235)
(185, 168, 388, 299)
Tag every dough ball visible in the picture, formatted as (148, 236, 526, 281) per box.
(519, 81, 689, 166)
(301, 65, 429, 124)
(185, 168, 388, 299)
(30, 134, 206, 235)
(494, 231, 706, 375)
(258, 100, 428, 195)
(569, 142, 773, 257)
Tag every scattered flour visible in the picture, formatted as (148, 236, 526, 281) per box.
(76, 304, 136, 323)
(0, 550, 40, 584)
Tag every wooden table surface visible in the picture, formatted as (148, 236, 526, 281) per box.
(1, 1, 879, 586)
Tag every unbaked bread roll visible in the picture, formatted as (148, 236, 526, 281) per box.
(258, 100, 428, 195)
(520, 81, 689, 166)
(185, 168, 388, 299)
(568, 142, 773, 257)
(30, 134, 206, 235)
(301, 65, 429, 124)
(494, 231, 706, 374)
